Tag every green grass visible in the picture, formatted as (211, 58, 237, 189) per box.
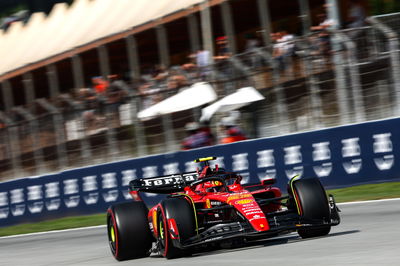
(0, 213, 106, 237)
(327, 181, 400, 203)
(1, 181, 400, 237)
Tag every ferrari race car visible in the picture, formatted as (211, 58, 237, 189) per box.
(107, 157, 340, 260)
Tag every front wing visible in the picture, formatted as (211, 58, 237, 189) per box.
(172, 197, 341, 249)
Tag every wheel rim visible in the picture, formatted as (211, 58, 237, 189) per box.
(158, 216, 166, 249)
(108, 216, 117, 254)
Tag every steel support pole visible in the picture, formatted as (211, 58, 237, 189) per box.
(257, 0, 272, 49)
(156, 24, 170, 68)
(337, 32, 366, 123)
(272, 67, 289, 133)
(0, 112, 21, 177)
(327, 0, 341, 30)
(368, 17, 400, 116)
(1, 80, 13, 113)
(104, 106, 118, 161)
(46, 64, 60, 99)
(221, 1, 236, 54)
(131, 96, 147, 156)
(255, 48, 289, 132)
(98, 45, 111, 78)
(187, 13, 201, 53)
(298, 0, 311, 36)
(22, 72, 35, 108)
(331, 39, 351, 124)
(297, 41, 323, 128)
(126, 35, 141, 82)
(36, 99, 68, 169)
(162, 114, 176, 152)
(200, 1, 215, 64)
(71, 55, 84, 89)
(252, 48, 289, 134)
(13, 107, 44, 175)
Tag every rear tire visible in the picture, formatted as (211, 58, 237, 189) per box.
(158, 197, 196, 259)
(107, 201, 153, 261)
(289, 178, 331, 238)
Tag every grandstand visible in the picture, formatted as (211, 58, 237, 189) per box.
(0, 0, 399, 180)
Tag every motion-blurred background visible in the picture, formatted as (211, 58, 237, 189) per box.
(0, 0, 399, 181)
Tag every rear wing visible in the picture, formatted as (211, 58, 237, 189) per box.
(129, 172, 199, 194)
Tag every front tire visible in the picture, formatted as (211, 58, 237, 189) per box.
(289, 177, 331, 238)
(107, 201, 153, 261)
(158, 197, 196, 259)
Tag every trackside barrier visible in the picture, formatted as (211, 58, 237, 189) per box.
(0, 117, 399, 227)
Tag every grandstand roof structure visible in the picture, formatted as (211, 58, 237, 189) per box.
(0, 0, 224, 81)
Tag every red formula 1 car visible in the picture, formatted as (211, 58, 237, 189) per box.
(107, 157, 340, 260)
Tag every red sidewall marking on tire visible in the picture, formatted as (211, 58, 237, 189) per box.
(159, 207, 169, 257)
(107, 209, 119, 259)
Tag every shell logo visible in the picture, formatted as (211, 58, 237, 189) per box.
(236, 199, 253, 205)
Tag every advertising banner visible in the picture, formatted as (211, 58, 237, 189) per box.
(1, 118, 399, 227)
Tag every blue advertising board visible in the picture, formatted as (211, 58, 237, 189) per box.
(0, 117, 399, 227)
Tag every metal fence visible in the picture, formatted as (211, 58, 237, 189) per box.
(1, 14, 400, 181)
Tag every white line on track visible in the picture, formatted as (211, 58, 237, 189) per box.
(336, 197, 400, 205)
(1, 197, 400, 240)
(0, 225, 105, 240)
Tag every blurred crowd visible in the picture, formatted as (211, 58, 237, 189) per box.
(271, 0, 366, 73)
(0, 1, 369, 158)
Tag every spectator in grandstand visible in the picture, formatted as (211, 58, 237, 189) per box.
(311, 12, 336, 32)
(196, 49, 211, 67)
(272, 31, 295, 72)
(108, 74, 131, 94)
(214, 36, 231, 61)
(152, 65, 169, 84)
(310, 12, 335, 58)
(346, 0, 366, 29)
(344, 0, 366, 39)
(195, 48, 212, 80)
(0, 10, 30, 32)
(218, 114, 247, 144)
(181, 122, 214, 150)
(91, 76, 109, 95)
(137, 78, 161, 110)
(167, 72, 189, 92)
(77, 88, 105, 133)
(106, 80, 128, 107)
(244, 33, 261, 68)
(245, 33, 260, 52)
(181, 55, 200, 82)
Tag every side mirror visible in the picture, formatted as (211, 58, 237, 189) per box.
(261, 178, 276, 186)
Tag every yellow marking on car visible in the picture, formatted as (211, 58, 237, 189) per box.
(206, 199, 211, 208)
(227, 193, 252, 203)
(194, 157, 216, 163)
(236, 199, 253, 204)
(289, 175, 302, 215)
(152, 211, 157, 233)
(178, 193, 199, 236)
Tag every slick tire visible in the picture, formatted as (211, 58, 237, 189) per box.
(290, 177, 331, 238)
(107, 201, 153, 261)
(158, 197, 196, 259)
